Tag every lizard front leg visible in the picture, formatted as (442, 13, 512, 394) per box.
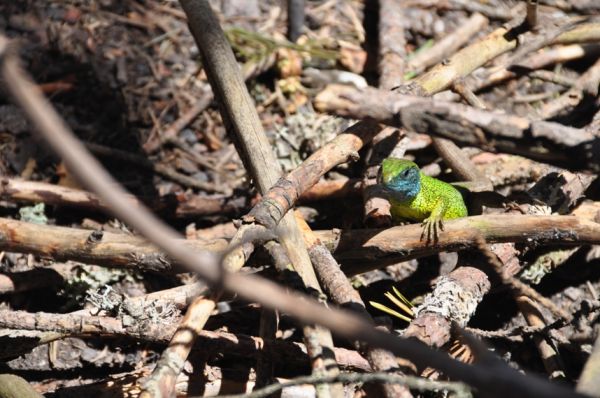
(420, 198, 447, 244)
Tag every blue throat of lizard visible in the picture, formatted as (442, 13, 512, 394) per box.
(381, 167, 421, 202)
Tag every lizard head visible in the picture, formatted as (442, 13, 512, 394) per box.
(378, 158, 421, 200)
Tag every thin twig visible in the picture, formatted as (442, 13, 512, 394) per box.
(474, 236, 572, 321)
(211, 372, 473, 398)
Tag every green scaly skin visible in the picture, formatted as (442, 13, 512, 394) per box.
(379, 158, 468, 242)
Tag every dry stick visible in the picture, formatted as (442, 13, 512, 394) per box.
(540, 56, 600, 119)
(0, 217, 229, 273)
(516, 296, 567, 379)
(315, 213, 600, 275)
(555, 22, 600, 45)
(214, 372, 471, 398)
(362, 0, 406, 228)
(526, 0, 538, 29)
(577, 328, 600, 397)
(477, 20, 600, 90)
(143, 2, 342, 397)
(296, 214, 414, 398)
(163, 134, 217, 171)
(2, 213, 600, 277)
(0, 176, 237, 219)
(451, 71, 567, 379)
(143, 53, 277, 154)
(475, 236, 568, 379)
(0, 309, 371, 371)
(431, 136, 492, 191)
(0, 177, 138, 211)
(407, 13, 488, 76)
(480, 17, 590, 89)
(1, 282, 234, 360)
(0, 177, 353, 219)
(378, 0, 406, 90)
(452, 78, 488, 110)
(0, 175, 220, 217)
(129, 281, 211, 310)
(528, 69, 577, 87)
(287, 0, 305, 42)
(85, 142, 226, 194)
(314, 85, 598, 170)
(298, 177, 361, 202)
(143, 90, 213, 154)
(469, 43, 600, 92)
(406, 20, 600, 96)
(446, 0, 516, 21)
(0, 35, 587, 398)
(405, 17, 523, 95)
(539, 0, 600, 13)
(409, 0, 515, 21)
(0, 278, 214, 360)
(404, 267, 491, 349)
(175, 178, 361, 218)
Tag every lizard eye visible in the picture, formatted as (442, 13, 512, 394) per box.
(401, 168, 411, 177)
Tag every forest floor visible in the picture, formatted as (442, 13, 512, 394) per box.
(0, 0, 599, 397)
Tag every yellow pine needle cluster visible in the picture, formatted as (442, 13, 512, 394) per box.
(369, 287, 414, 322)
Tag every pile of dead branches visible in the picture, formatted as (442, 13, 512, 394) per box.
(0, 1, 599, 397)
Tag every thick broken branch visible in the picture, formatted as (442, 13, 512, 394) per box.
(315, 84, 599, 170)
(1, 214, 599, 276)
(0, 217, 228, 273)
(316, 213, 600, 275)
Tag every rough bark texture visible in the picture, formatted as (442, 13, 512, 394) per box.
(0, 217, 228, 272)
(404, 267, 491, 348)
(315, 84, 599, 170)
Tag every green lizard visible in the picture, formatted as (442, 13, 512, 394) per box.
(377, 158, 468, 242)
